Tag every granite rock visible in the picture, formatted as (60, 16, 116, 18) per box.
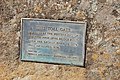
(0, 0, 120, 80)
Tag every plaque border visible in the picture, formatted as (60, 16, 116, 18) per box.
(20, 18, 87, 67)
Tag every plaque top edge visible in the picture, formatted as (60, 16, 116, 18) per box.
(21, 18, 87, 24)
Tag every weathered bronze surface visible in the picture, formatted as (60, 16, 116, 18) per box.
(21, 18, 86, 66)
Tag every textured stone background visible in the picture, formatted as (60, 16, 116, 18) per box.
(0, 0, 120, 80)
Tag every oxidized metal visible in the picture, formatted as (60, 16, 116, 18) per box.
(21, 18, 86, 66)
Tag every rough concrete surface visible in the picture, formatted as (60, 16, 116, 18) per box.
(0, 0, 120, 80)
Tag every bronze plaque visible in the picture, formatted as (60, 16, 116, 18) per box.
(21, 18, 86, 66)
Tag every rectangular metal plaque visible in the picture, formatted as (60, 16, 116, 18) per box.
(21, 18, 86, 66)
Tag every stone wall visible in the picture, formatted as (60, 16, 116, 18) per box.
(0, 0, 120, 80)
